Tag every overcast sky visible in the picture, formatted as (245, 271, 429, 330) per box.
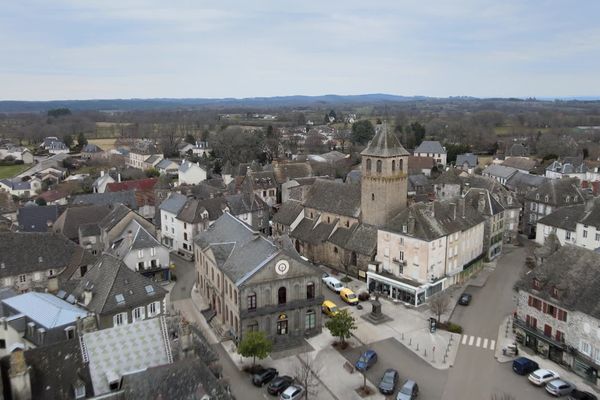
(2, 1, 599, 100)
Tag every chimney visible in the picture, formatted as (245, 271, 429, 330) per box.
(426, 202, 435, 218)
(100, 170, 105, 177)
(1, 317, 7, 330)
(458, 197, 466, 217)
(76, 316, 83, 335)
(83, 289, 93, 306)
(408, 214, 416, 234)
(478, 192, 486, 214)
(9, 349, 31, 400)
(450, 202, 457, 220)
(117, 173, 121, 183)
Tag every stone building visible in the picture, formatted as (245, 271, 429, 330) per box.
(514, 245, 600, 386)
(360, 123, 410, 227)
(194, 213, 323, 349)
(463, 188, 505, 260)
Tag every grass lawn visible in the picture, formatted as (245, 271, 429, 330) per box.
(0, 164, 30, 179)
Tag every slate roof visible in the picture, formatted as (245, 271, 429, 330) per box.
(463, 188, 504, 216)
(292, 217, 337, 245)
(456, 153, 478, 168)
(68, 253, 166, 315)
(176, 197, 226, 223)
(156, 158, 179, 170)
(82, 316, 172, 395)
(433, 168, 463, 185)
(121, 357, 233, 400)
(159, 193, 188, 215)
(537, 204, 585, 231)
(97, 203, 133, 233)
(408, 174, 433, 193)
(246, 170, 277, 189)
(304, 179, 361, 218)
(2, 292, 88, 329)
(384, 200, 485, 241)
(110, 220, 161, 257)
(524, 177, 585, 206)
(225, 192, 268, 215)
(344, 223, 378, 255)
(82, 143, 102, 153)
(145, 154, 162, 165)
(106, 177, 158, 192)
(273, 201, 304, 226)
(414, 140, 446, 155)
(71, 191, 138, 209)
(194, 213, 279, 284)
(502, 157, 537, 171)
(505, 171, 547, 192)
(462, 175, 521, 209)
(179, 160, 206, 173)
(53, 204, 112, 240)
(0, 178, 32, 190)
(361, 123, 410, 157)
(0, 232, 85, 278)
(0, 340, 93, 400)
(17, 205, 60, 232)
(273, 162, 313, 184)
(482, 164, 518, 179)
(79, 223, 101, 237)
(346, 169, 361, 184)
(515, 245, 600, 320)
(579, 199, 600, 228)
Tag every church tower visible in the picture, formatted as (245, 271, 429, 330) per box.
(360, 123, 409, 226)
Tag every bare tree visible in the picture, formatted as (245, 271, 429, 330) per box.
(333, 129, 351, 152)
(295, 353, 321, 400)
(429, 292, 451, 323)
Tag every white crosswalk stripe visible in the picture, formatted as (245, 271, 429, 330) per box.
(460, 335, 496, 352)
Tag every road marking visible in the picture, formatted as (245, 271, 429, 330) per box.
(468, 336, 475, 346)
(476, 337, 481, 347)
(462, 335, 468, 345)
(483, 338, 488, 349)
(490, 340, 496, 350)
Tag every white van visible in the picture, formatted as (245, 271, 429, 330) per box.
(322, 276, 344, 293)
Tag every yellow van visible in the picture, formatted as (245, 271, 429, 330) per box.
(340, 288, 359, 305)
(321, 300, 339, 317)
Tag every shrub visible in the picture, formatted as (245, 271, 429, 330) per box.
(358, 292, 370, 301)
(446, 322, 463, 334)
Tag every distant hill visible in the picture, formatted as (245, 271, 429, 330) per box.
(0, 94, 430, 113)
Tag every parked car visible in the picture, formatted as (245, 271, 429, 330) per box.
(568, 389, 598, 400)
(546, 379, 575, 396)
(512, 357, 539, 375)
(267, 375, 294, 395)
(378, 368, 399, 395)
(322, 300, 339, 317)
(355, 350, 378, 371)
(396, 380, 419, 400)
(252, 367, 278, 387)
(458, 293, 472, 305)
(340, 288, 359, 305)
(279, 385, 305, 400)
(323, 277, 344, 293)
(528, 369, 559, 386)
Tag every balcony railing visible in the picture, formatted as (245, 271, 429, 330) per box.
(240, 295, 325, 319)
(513, 316, 566, 349)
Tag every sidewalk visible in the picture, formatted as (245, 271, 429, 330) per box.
(495, 316, 599, 395)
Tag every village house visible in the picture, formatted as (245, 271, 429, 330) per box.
(81, 143, 103, 159)
(408, 155, 436, 176)
(369, 199, 485, 306)
(0, 178, 42, 198)
(178, 160, 207, 185)
(16, 204, 60, 233)
(92, 171, 116, 193)
(523, 177, 586, 237)
(546, 157, 587, 180)
(52, 204, 112, 243)
(456, 153, 478, 173)
(155, 158, 180, 175)
(178, 140, 212, 158)
(0, 146, 34, 164)
(501, 157, 537, 174)
(482, 164, 518, 185)
(413, 141, 447, 166)
(463, 188, 505, 260)
(194, 213, 323, 349)
(514, 245, 600, 386)
(126, 140, 163, 170)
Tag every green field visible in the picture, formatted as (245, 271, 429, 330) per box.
(0, 164, 30, 179)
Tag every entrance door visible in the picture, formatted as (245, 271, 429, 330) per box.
(277, 319, 288, 335)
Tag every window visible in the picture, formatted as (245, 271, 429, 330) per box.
(65, 327, 75, 339)
(583, 230, 588, 238)
(137, 262, 144, 271)
(278, 287, 287, 305)
(113, 312, 128, 326)
(138, 249, 144, 258)
(543, 324, 552, 337)
(184, 222, 187, 229)
(148, 301, 161, 317)
(0, 339, 5, 349)
(525, 315, 537, 329)
(133, 306, 146, 322)
(262, 190, 267, 197)
(580, 340, 592, 357)
(596, 233, 600, 242)
(48, 269, 55, 277)
(184, 232, 188, 241)
(532, 278, 541, 290)
(555, 330, 564, 342)
(366, 159, 372, 171)
(306, 282, 315, 299)
(371, 193, 375, 201)
(566, 231, 572, 240)
(333, 247, 338, 254)
(392, 160, 396, 172)
(546, 304, 557, 318)
(305, 309, 316, 330)
(150, 247, 156, 257)
(376, 160, 382, 173)
(18, 274, 26, 283)
(551, 287, 560, 299)
(74, 385, 86, 399)
(557, 309, 568, 322)
(247, 292, 257, 310)
(399, 159, 403, 171)
(248, 321, 259, 332)
(399, 251, 404, 261)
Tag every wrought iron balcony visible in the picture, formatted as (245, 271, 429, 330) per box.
(240, 295, 325, 318)
(513, 316, 566, 350)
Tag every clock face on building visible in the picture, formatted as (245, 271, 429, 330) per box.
(276, 260, 290, 275)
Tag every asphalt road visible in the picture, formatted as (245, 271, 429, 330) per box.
(341, 337, 448, 400)
(170, 253, 196, 302)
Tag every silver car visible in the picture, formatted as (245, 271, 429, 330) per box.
(546, 379, 575, 396)
(396, 380, 419, 400)
(280, 385, 305, 400)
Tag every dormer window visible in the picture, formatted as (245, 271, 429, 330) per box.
(532, 278, 541, 290)
(544, 195, 549, 203)
(565, 196, 570, 203)
(536, 194, 540, 200)
(551, 286, 560, 299)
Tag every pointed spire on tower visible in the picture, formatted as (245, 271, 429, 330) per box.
(360, 122, 410, 157)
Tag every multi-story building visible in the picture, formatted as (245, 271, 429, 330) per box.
(514, 245, 600, 386)
(194, 213, 323, 349)
(369, 199, 485, 306)
(536, 199, 600, 249)
(126, 140, 163, 170)
(463, 188, 505, 260)
(413, 141, 447, 166)
(523, 177, 586, 237)
(178, 161, 207, 186)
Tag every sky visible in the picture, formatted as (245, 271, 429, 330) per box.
(1, 0, 600, 100)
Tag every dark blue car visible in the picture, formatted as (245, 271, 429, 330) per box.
(512, 357, 539, 375)
(355, 350, 378, 371)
